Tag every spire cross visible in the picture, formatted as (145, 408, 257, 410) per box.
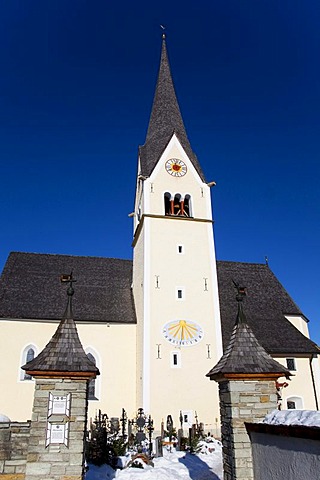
(160, 24, 166, 39)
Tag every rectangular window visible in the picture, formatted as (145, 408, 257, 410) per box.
(286, 358, 296, 371)
(176, 287, 185, 301)
(177, 244, 184, 254)
(171, 351, 181, 368)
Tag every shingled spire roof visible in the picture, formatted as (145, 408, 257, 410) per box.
(207, 283, 291, 381)
(22, 277, 99, 378)
(139, 35, 205, 181)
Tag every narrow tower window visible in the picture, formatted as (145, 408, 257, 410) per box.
(173, 194, 182, 215)
(177, 244, 184, 254)
(176, 287, 185, 300)
(164, 192, 172, 215)
(184, 194, 192, 217)
(171, 351, 181, 368)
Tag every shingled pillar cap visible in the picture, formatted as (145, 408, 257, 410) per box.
(21, 274, 99, 378)
(206, 281, 291, 381)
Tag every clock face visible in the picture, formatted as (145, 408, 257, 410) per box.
(162, 320, 203, 347)
(165, 158, 187, 177)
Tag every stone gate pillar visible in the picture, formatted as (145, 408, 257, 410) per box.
(207, 284, 290, 480)
(22, 276, 99, 480)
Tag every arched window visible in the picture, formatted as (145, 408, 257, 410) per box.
(183, 194, 192, 217)
(164, 192, 192, 217)
(164, 192, 172, 215)
(87, 353, 98, 400)
(173, 194, 181, 215)
(20, 345, 37, 381)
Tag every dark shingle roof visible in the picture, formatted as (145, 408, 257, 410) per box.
(217, 261, 319, 355)
(22, 285, 99, 375)
(206, 291, 291, 380)
(0, 252, 136, 324)
(139, 37, 205, 181)
(0, 253, 318, 356)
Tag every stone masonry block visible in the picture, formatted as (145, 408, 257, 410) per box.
(62, 476, 82, 480)
(69, 453, 83, 465)
(234, 448, 252, 459)
(4, 460, 26, 466)
(0, 475, 25, 480)
(15, 465, 27, 473)
(25, 462, 51, 475)
(50, 463, 66, 474)
(4, 466, 16, 473)
(65, 465, 83, 475)
(233, 433, 250, 443)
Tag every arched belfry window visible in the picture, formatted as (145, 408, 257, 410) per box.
(183, 194, 192, 217)
(173, 194, 182, 215)
(87, 352, 98, 400)
(20, 345, 37, 381)
(164, 192, 172, 215)
(164, 192, 192, 217)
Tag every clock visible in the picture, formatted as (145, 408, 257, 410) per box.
(165, 158, 187, 177)
(162, 320, 203, 347)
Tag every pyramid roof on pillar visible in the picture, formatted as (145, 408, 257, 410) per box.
(139, 35, 206, 182)
(22, 281, 99, 377)
(207, 285, 291, 381)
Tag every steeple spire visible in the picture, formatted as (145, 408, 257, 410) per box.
(139, 36, 205, 181)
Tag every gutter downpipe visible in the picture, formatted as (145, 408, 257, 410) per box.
(309, 355, 319, 411)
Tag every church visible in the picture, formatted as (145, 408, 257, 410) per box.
(0, 36, 319, 434)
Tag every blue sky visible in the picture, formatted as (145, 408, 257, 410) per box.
(0, 1, 320, 343)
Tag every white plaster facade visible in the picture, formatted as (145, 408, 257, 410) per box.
(132, 134, 223, 432)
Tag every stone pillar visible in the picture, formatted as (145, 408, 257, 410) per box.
(25, 377, 88, 480)
(218, 378, 278, 480)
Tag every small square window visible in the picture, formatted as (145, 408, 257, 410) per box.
(286, 358, 296, 371)
(287, 401, 296, 410)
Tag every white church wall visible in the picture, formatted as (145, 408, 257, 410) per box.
(274, 356, 318, 410)
(284, 315, 310, 338)
(0, 320, 137, 423)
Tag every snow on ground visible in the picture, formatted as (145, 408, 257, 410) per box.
(263, 409, 320, 427)
(85, 439, 222, 480)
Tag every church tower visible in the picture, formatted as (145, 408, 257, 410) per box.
(132, 35, 223, 432)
